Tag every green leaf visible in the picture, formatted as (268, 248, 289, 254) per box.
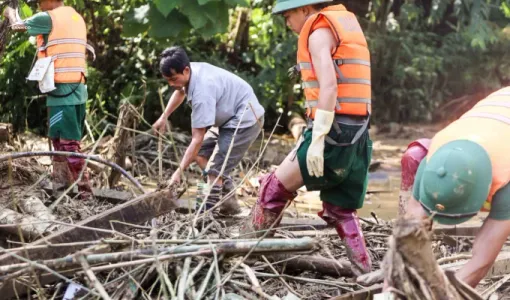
(198, 0, 218, 5)
(181, 1, 209, 29)
(201, 1, 230, 34)
(224, 0, 249, 7)
(147, 6, 191, 38)
(154, 0, 181, 17)
(19, 3, 33, 18)
(122, 4, 150, 37)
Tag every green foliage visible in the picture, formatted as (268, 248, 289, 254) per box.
(1, 0, 510, 137)
(123, 0, 247, 40)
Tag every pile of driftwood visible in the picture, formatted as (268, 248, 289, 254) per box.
(0, 181, 382, 300)
(3, 102, 510, 299)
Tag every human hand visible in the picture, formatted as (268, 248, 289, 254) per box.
(169, 170, 181, 186)
(152, 117, 167, 134)
(306, 109, 334, 177)
(3, 7, 14, 19)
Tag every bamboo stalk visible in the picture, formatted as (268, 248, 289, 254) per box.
(78, 255, 112, 300)
(0, 238, 315, 276)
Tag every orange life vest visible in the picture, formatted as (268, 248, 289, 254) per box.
(36, 6, 95, 84)
(427, 87, 510, 211)
(297, 4, 371, 119)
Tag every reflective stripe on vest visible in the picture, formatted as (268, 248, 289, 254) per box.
(474, 101, 510, 109)
(490, 91, 510, 97)
(302, 68, 371, 87)
(51, 53, 87, 61)
(54, 67, 86, 73)
(461, 111, 510, 125)
(40, 38, 96, 61)
(306, 97, 371, 108)
(298, 58, 370, 70)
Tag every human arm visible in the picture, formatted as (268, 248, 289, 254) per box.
(456, 218, 510, 287)
(455, 185, 510, 286)
(3, 9, 53, 34)
(152, 89, 186, 133)
(169, 127, 206, 184)
(305, 28, 338, 177)
(168, 88, 215, 184)
(2, 6, 27, 31)
(308, 28, 338, 111)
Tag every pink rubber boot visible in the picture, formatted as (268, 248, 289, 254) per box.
(51, 138, 74, 193)
(400, 139, 430, 215)
(319, 203, 372, 276)
(239, 172, 296, 238)
(60, 139, 93, 199)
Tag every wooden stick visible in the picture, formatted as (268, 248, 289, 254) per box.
(78, 255, 112, 300)
(481, 273, 510, 299)
(177, 257, 191, 300)
(261, 255, 302, 298)
(158, 133, 163, 182)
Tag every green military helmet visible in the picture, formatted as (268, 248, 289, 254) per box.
(272, 0, 333, 14)
(417, 140, 492, 225)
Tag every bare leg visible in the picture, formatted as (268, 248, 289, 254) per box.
(195, 155, 209, 171)
(274, 151, 304, 192)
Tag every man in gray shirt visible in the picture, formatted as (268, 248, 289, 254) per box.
(153, 46, 265, 215)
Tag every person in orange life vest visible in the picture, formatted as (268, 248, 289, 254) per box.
(3, 0, 95, 199)
(240, 0, 373, 275)
(393, 86, 510, 288)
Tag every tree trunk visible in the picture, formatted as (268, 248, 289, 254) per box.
(0, 123, 13, 145)
(227, 7, 250, 54)
(382, 216, 475, 299)
(16, 196, 55, 223)
(107, 102, 139, 188)
(0, 208, 54, 239)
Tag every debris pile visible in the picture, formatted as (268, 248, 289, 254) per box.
(0, 114, 509, 299)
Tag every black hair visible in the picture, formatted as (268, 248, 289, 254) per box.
(159, 46, 190, 77)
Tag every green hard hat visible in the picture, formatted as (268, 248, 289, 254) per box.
(417, 140, 492, 225)
(272, 0, 333, 14)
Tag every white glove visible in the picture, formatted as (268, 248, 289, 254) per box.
(306, 109, 334, 177)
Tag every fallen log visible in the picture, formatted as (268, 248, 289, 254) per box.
(17, 196, 55, 223)
(0, 185, 183, 299)
(0, 238, 315, 276)
(0, 187, 181, 265)
(0, 208, 54, 238)
(41, 181, 133, 204)
(266, 254, 353, 277)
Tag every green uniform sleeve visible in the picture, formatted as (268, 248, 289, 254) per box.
(488, 183, 510, 220)
(412, 159, 427, 200)
(24, 12, 52, 36)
